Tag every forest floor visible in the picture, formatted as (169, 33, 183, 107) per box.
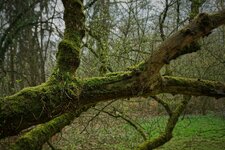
(45, 113, 225, 150)
(156, 115, 225, 150)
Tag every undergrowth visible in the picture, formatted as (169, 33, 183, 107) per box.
(44, 113, 225, 150)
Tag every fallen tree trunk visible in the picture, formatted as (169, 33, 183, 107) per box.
(2, 72, 225, 139)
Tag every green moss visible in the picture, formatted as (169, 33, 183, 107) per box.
(0, 77, 84, 139)
(138, 134, 171, 150)
(106, 71, 129, 77)
(56, 40, 80, 73)
(2, 0, 87, 142)
(126, 61, 145, 71)
(56, 0, 85, 74)
(10, 113, 75, 150)
(172, 76, 223, 93)
(3, 82, 50, 113)
(83, 71, 132, 88)
(10, 102, 92, 150)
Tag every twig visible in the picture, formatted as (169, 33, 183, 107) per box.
(84, 0, 98, 9)
(80, 100, 116, 134)
(96, 108, 147, 140)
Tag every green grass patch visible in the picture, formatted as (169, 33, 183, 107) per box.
(46, 114, 225, 150)
(156, 115, 225, 150)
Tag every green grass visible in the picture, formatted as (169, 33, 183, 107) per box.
(156, 115, 225, 150)
(47, 114, 225, 150)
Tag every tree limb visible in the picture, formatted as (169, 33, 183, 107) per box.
(138, 96, 190, 150)
(10, 106, 90, 150)
(161, 76, 225, 98)
(140, 10, 225, 85)
(151, 96, 172, 116)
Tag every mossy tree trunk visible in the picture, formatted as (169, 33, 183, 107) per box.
(0, 0, 225, 149)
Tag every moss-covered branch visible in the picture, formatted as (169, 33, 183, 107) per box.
(0, 78, 82, 139)
(151, 96, 172, 116)
(10, 105, 90, 150)
(0, 71, 141, 139)
(2, 71, 225, 140)
(10, 113, 75, 150)
(138, 96, 190, 150)
(161, 76, 225, 98)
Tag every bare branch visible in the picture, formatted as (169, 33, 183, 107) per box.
(80, 100, 115, 134)
(140, 10, 225, 84)
(84, 0, 98, 9)
(151, 96, 172, 116)
(97, 108, 147, 140)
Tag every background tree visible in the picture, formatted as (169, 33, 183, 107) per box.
(0, 0, 63, 96)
